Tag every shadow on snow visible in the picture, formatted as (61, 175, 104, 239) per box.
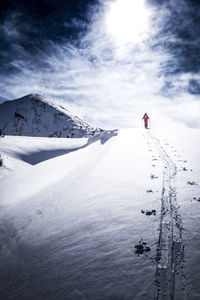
(19, 130, 119, 165)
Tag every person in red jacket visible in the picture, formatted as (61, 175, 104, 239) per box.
(142, 113, 149, 129)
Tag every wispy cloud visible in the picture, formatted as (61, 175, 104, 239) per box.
(0, 0, 200, 128)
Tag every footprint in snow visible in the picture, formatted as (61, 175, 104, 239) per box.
(193, 197, 200, 202)
(146, 189, 153, 193)
(187, 181, 198, 186)
(150, 174, 158, 179)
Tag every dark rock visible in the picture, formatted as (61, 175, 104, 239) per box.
(144, 246, 151, 252)
(135, 244, 144, 254)
(135, 244, 144, 250)
(146, 211, 152, 216)
(15, 112, 25, 120)
(135, 240, 151, 255)
(141, 209, 156, 216)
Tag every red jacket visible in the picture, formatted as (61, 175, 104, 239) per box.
(142, 114, 149, 127)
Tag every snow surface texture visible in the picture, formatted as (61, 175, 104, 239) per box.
(0, 128, 200, 299)
(0, 94, 103, 138)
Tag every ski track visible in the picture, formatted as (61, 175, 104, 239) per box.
(147, 131, 186, 300)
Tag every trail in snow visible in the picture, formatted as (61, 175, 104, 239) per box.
(0, 129, 161, 300)
(147, 132, 186, 300)
(0, 129, 200, 299)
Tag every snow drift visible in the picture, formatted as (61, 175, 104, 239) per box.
(0, 128, 200, 299)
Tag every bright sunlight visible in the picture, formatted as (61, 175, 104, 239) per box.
(105, 0, 151, 45)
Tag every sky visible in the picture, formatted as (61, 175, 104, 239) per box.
(0, 0, 200, 129)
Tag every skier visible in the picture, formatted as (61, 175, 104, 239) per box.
(142, 113, 149, 129)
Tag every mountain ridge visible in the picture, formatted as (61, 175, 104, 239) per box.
(0, 94, 104, 138)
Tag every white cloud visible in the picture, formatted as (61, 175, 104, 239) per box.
(0, 0, 200, 129)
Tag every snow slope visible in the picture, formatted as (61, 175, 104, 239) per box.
(0, 128, 199, 300)
(0, 94, 103, 138)
(0, 135, 88, 177)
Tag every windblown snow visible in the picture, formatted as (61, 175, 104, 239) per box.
(0, 128, 200, 300)
(0, 93, 103, 138)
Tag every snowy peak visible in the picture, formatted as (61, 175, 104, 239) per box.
(0, 94, 103, 138)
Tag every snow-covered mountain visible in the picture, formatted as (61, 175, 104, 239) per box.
(0, 93, 103, 137)
(0, 95, 7, 104)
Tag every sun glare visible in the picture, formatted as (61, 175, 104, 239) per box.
(105, 0, 151, 45)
